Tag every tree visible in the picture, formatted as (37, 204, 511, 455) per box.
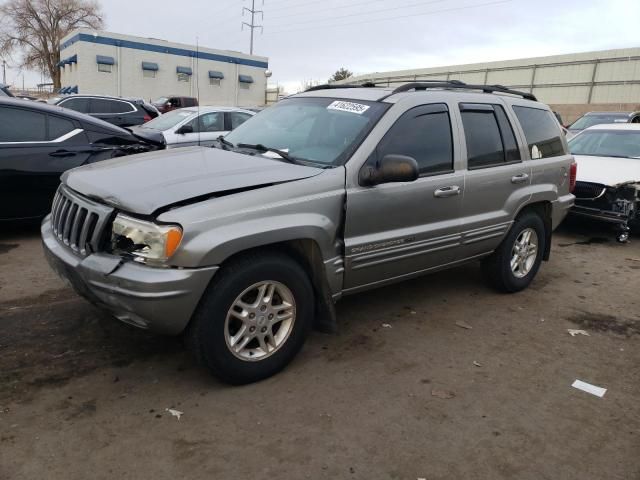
(329, 67, 353, 83)
(0, 0, 104, 88)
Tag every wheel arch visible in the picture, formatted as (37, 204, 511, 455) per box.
(514, 200, 553, 261)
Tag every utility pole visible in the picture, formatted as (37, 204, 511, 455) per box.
(2, 60, 6, 85)
(242, 0, 263, 55)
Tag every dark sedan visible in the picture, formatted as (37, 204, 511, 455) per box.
(0, 98, 162, 221)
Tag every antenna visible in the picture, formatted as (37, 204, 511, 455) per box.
(196, 35, 201, 146)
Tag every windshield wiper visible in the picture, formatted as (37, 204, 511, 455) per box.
(236, 143, 297, 164)
(215, 135, 235, 150)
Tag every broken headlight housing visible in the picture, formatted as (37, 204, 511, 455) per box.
(111, 214, 182, 265)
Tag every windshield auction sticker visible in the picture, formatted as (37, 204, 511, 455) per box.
(327, 101, 370, 114)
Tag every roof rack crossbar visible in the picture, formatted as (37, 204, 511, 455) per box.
(304, 82, 376, 92)
(380, 81, 537, 101)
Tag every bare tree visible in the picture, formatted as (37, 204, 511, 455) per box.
(0, 0, 103, 88)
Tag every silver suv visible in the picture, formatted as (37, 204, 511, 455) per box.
(42, 82, 576, 384)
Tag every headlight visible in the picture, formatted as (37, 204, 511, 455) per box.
(111, 214, 183, 264)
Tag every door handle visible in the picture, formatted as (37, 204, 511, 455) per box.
(433, 185, 461, 198)
(511, 173, 529, 184)
(49, 150, 76, 158)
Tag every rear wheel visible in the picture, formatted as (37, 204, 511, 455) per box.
(186, 252, 314, 384)
(482, 211, 546, 293)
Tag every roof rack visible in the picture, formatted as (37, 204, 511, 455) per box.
(378, 81, 537, 101)
(304, 82, 376, 92)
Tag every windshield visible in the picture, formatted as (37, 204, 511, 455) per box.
(153, 97, 169, 105)
(224, 97, 389, 166)
(569, 129, 640, 158)
(141, 109, 194, 130)
(570, 114, 628, 130)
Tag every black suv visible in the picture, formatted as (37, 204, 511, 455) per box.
(0, 98, 162, 221)
(54, 94, 159, 128)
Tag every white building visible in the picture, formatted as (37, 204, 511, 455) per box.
(58, 29, 269, 107)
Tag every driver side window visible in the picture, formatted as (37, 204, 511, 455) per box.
(376, 103, 454, 176)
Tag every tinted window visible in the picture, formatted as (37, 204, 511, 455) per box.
(513, 106, 565, 159)
(48, 115, 76, 140)
(60, 97, 90, 113)
(376, 104, 453, 175)
(0, 107, 47, 142)
(494, 105, 521, 162)
(461, 109, 504, 168)
(229, 111, 252, 130)
(91, 99, 133, 114)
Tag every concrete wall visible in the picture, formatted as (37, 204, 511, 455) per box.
(337, 47, 640, 108)
(59, 29, 268, 107)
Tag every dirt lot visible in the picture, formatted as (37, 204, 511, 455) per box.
(1, 220, 639, 480)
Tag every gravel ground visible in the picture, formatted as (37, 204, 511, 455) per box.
(0, 219, 638, 480)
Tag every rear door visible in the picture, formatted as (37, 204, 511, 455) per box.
(456, 102, 531, 258)
(511, 104, 570, 226)
(0, 107, 90, 219)
(344, 103, 464, 290)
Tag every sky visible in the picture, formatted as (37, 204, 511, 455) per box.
(4, 0, 640, 93)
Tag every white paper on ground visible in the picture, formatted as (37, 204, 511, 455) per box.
(572, 380, 607, 398)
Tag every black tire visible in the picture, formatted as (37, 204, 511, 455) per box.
(186, 251, 314, 385)
(482, 211, 546, 293)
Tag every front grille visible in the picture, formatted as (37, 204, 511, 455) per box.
(574, 181, 607, 200)
(50, 186, 114, 256)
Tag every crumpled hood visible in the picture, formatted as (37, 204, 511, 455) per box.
(574, 154, 640, 187)
(63, 146, 322, 215)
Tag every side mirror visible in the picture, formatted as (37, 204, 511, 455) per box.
(176, 124, 193, 135)
(359, 154, 419, 186)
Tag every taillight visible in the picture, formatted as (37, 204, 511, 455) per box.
(143, 114, 152, 122)
(569, 162, 577, 193)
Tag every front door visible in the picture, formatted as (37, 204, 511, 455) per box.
(344, 103, 464, 291)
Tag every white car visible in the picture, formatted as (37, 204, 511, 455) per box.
(131, 106, 255, 149)
(568, 123, 640, 242)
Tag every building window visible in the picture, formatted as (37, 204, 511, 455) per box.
(178, 73, 190, 82)
(98, 63, 112, 73)
(209, 78, 221, 86)
(143, 69, 156, 78)
(239, 82, 250, 90)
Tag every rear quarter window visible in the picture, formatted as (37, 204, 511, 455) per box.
(512, 106, 565, 159)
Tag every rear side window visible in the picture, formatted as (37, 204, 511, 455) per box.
(0, 107, 47, 142)
(461, 103, 521, 169)
(48, 115, 76, 140)
(376, 103, 453, 175)
(512, 106, 565, 159)
(91, 99, 134, 114)
(228, 111, 252, 130)
(60, 97, 90, 113)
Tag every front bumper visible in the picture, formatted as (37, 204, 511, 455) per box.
(551, 193, 575, 230)
(42, 215, 218, 335)
(570, 204, 630, 225)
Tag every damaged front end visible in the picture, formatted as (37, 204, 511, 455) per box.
(572, 181, 639, 242)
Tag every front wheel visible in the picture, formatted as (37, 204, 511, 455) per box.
(186, 252, 314, 384)
(482, 211, 546, 293)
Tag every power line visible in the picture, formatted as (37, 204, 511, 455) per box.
(266, 0, 447, 27)
(264, 0, 511, 35)
(242, 0, 264, 55)
(267, 0, 445, 22)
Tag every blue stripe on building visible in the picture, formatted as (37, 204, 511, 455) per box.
(61, 33, 269, 69)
